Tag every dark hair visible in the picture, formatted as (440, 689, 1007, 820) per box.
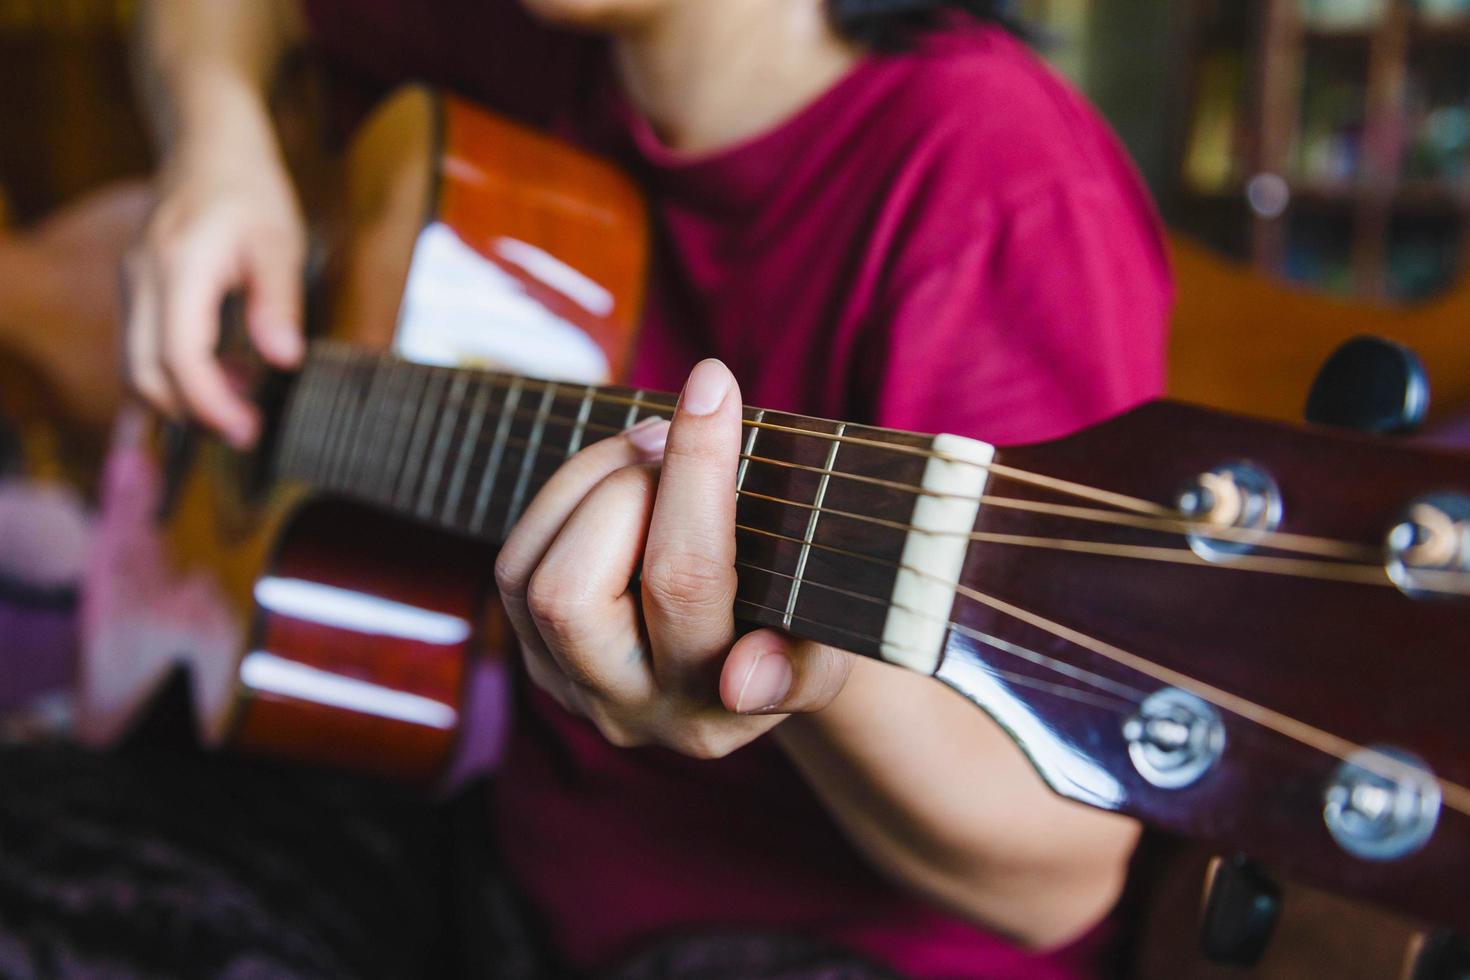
(826, 0, 1028, 50)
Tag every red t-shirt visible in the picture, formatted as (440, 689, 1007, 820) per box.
(303, 4, 1173, 976)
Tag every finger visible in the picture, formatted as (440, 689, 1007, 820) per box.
(720, 630, 856, 715)
(120, 251, 179, 416)
(521, 640, 590, 717)
(525, 465, 658, 705)
(642, 359, 741, 682)
(157, 245, 259, 448)
(494, 416, 669, 633)
(243, 229, 306, 368)
(494, 419, 669, 699)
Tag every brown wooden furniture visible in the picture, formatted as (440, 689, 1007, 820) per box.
(1168, 234, 1470, 422)
(1171, 0, 1470, 301)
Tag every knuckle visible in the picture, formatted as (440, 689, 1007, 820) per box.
(492, 552, 527, 603)
(158, 343, 195, 379)
(668, 723, 739, 761)
(603, 727, 643, 750)
(642, 553, 733, 612)
(525, 569, 591, 639)
(586, 708, 644, 750)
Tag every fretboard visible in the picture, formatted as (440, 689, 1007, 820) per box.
(275, 342, 995, 674)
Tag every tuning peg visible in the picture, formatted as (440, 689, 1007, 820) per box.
(1198, 854, 1282, 967)
(1407, 929, 1470, 980)
(1304, 336, 1429, 434)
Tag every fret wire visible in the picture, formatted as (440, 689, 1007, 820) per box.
(298, 353, 332, 484)
(366, 358, 411, 499)
(307, 355, 345, 483)
(347, 355, 393, 492)
(566, 384, 595, 456)
(395, 367, 449, 510)
(359, 353, 396, 484)
(275, 358, 315, 479)
(332, 353, 366, 488)
(419, 370, 470, 519)
(784, 422, 842, 629)
(470, 376, 524, 534)
(417, 367, 467, 520)
(377, 363, 429, 504)
(504, 381, 558, 537)
(327, 352, 367, 490)
(735, 408, 764, 493)
(623, 388, 644, 429)
(316, 353, 356, 489)
(443, 375, 493, 526)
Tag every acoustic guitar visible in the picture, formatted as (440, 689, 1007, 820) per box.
(80, 87, 1470, 950)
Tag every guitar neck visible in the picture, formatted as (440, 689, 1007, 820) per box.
(274, 341, 996, 675)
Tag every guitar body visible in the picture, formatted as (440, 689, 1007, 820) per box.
(80, 86, 648, 783)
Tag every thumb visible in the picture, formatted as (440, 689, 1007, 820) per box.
(244, 234, 305, 368)
(720, 629, 855, 716)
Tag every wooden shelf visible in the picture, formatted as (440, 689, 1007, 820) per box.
(1410, 15, 1470, 41)
(1181, 179, 1470, 214)
(1300, 24, 1377, 44)
(1172, 0, 1470, 299)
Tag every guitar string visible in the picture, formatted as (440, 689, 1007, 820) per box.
(730, 556, 1147, 704)
(301, 344, 1214, 517)
(291, 410, 1442, 593)
(291, 362, 1470, 813)
(728, 592, 1139, 714)
(292, 359, 1398, 566)
(731, 521, 1470, 814)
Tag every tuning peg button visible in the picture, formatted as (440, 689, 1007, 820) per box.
(1199, 854, 1282, 967)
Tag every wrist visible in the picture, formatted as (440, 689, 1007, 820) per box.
(158, 66, 277, 170)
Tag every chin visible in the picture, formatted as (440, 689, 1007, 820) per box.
(517, 0, 665, 30)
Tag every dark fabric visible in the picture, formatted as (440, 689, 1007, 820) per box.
(0, 741, 453, 979)
(0, 739, 898, 979)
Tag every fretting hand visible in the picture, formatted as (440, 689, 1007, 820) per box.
(493, 359, 857, 757)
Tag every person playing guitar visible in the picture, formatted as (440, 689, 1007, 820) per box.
(107, 0, 1172, 975)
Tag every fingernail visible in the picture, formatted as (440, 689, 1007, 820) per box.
(624, 417, 669, 458)
(735, 649, 792, 714)
(680, 359, 731, 416)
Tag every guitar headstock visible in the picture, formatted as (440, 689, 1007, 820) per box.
(943, 400, 1470, 932)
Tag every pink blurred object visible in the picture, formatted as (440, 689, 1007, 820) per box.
(78, 407, 242, 748)
(0, 478, 90, 589)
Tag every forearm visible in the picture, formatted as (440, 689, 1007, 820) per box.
(134, 0, 305, 158)
(773, 656, 1140, 950)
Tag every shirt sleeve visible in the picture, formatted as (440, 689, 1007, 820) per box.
(300, 0, 598, 131)
(866, 178, 1172, 447)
